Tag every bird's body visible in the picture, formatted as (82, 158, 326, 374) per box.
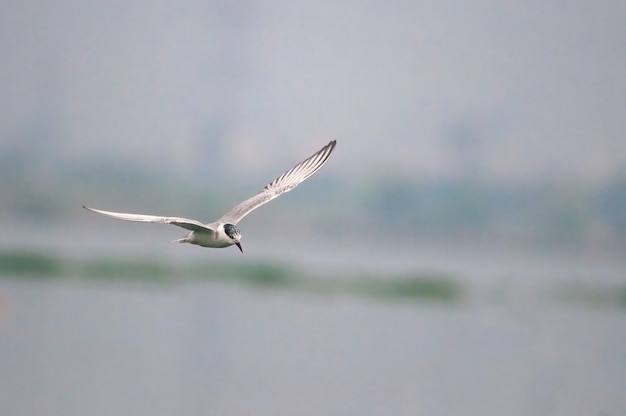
(83, 140, 337, 253)
(170, 222, 233, 248)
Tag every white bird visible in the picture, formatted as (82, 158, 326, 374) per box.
(83, 140, 337, 253)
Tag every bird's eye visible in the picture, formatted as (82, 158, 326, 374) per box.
(224, 223, 239, 239)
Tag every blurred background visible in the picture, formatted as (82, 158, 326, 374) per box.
(1, 1, 625, 415)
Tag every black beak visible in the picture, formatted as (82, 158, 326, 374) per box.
(235, 242, 243, 253)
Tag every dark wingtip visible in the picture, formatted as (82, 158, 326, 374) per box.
(326, 140, 337, 157)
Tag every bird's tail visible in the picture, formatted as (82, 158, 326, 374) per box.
(171, 236, 189, 244)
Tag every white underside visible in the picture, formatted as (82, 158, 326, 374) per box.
(181, 230, 234, 248)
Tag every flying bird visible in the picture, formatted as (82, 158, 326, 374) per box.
(83, 140, 337, 253)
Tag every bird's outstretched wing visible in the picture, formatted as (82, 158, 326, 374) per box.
(82, 206, 214, 232)
(217, 140, 337, 225)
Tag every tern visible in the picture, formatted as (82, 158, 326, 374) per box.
(83, 140, 337, 253)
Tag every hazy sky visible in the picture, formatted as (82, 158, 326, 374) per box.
(1, 0, 625, 185)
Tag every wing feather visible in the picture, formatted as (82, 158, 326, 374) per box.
(82, 206, 214, 232)
(217, 140, 336, 224)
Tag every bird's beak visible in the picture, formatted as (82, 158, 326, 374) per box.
(235, 242, 243, 253)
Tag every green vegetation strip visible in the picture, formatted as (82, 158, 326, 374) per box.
(0, 249, 463, 303)
(0, 250, 64, 276)
(2, 249, 625, 308)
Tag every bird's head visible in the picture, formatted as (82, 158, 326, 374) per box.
(224, 223, 243, 253)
